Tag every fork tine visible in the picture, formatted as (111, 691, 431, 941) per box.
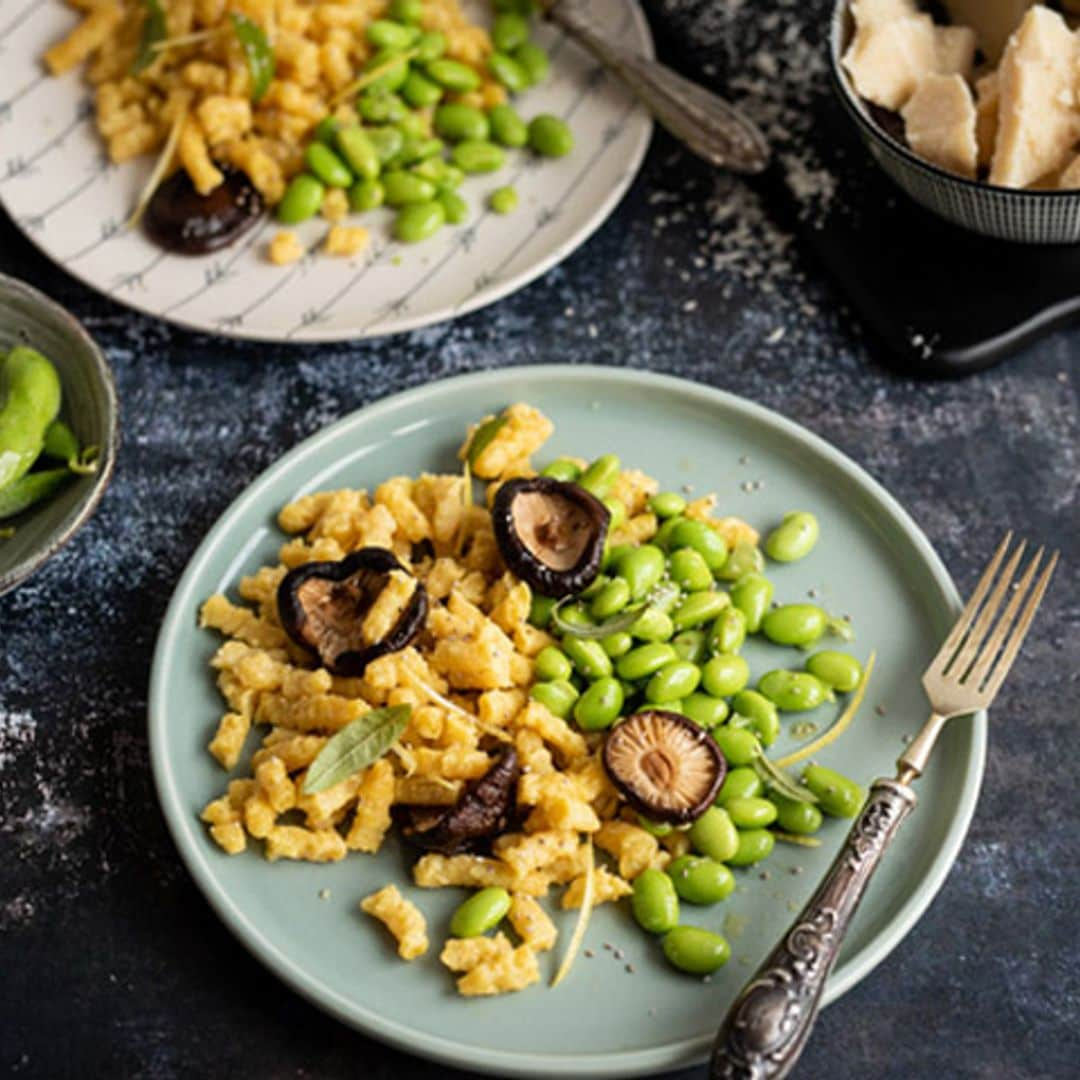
(964, 547, 1043, 688)
(943, 538, 1026, 679)
(982, 551, 1059, 699)
(929, 532, 1013, 674)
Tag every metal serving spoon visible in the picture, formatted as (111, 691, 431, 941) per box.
(543, 0, 770, 174)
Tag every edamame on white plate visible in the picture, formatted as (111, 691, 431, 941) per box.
(149, 366, 986, 1078)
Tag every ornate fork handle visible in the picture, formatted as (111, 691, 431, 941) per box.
(711, 779, 918, 1080)
(545, 0, 769, 174)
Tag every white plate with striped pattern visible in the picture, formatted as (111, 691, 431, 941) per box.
(0, 0, 652, 342)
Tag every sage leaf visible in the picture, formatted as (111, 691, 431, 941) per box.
(302, 705, 410, 795)
(132, 0, 167, 74)
(230, 13, 275, 102)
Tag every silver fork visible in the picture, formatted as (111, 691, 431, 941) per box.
(710, 533, 1059, 1079)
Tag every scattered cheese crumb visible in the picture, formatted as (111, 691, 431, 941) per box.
(268, 231, 303, 266)
(324, 224, 371, 257)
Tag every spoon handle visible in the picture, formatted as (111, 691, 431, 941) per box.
(545, 0, 769, 174)
(710, 779, 918, 1079)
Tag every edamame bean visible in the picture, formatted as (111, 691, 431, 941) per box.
(802, 764, 864, 818)
(396, 135, 443, 165)
(727, 828, 775, 866)
(449, 887, 511, 937)
(389, 0, 424, 23)
(411, 156, 450, 184)
(632, 868, 680, 934)
(438, 189, 469, 225)
(709, 607, 747, 655)
(649, 491, 687, 519)
(701, 655, 750, 698)
(529, 679, 578, 718)
(672, 630, 707, 664)
(574, 677, 624, 731)
(555, 601, 592, 629)
(0, 347, 62, 490)
(765, 511, 820, 564)
(402, 69, 443, 108)
(367, 18, 420, 50)
(365, 48, 412, 91)
(383, 170, 437, 206)
(415, 30, 447, 62)
(757, 670, 831, 712)
(578, 453, 621, 498)
(715, 541, 764, 582)
(334, 127, 380, 180)
(730, 690, 780, 748)
(277, 173, 325, 223)
(615, 545, 665, 601)
(489, 185, 519, 215)
(616, 642, 677, 681)
(637, 814, 673, 837)
(672, 591, 730, 631)
(488, 103, 528, 148)
(367, 125, 405, 163)
(313, 115, 340, 144)
(348, 178, 384, 212)
(646, 660, 701, 704)
(716, 766, 763, 805)
(729, 573, 774, 634)
(42, 419, 80, 464)
(563, 637, 613, 680)
(492, 11, 530, 51)
(601, 631, 633, 658)
(663, 926, 731, 975)
(688, 806, 739, 863)
(393, 199, 446, 242)
(713, 726, 759, 767)
(529, 594, 556, 628)
(668, 548, 713, 592)
(451, 139, 506, 173)
(654, 515, 685, 551)
(680, 692, 729, 729)
(805, 650, 863, 692)
(761, 604, 828, 648)
(668, 855, 736, 905)
(514, 41, 551, 85)
(359, 88, 407, 124)
(669, 519, 727, 571)
(725, 797, 778, 829)
(0, 468, 71, 520)
(529, 113, 578, 157)
(590, 578, 631, 620)
(602, 495, 626, 530)
(534, 646, 572, 683)
(540, 457, 581, 481)
(489, 51, 530, 93)
(304, 142, 353, 187)
(426, 57, 482, 92)
(435, 103, 490, 143)
(772, 795, 824, 835)
(630, 607, 675, 642)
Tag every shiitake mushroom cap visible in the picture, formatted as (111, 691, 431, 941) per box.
(399, 748, 521, 854)
(276, 547, 427, 677)
(602, 710, 726, 825)
(492, 477, 610, 598)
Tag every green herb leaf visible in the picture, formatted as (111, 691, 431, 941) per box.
(752, 746, 819, 804)
(551, 582, 679, 641)
(230, 13, 275, 102)
(132, 0, 167, 74)
(302, 705, 410, 794)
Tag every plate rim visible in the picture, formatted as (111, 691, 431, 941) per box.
(0, 4, 654, 345)
(148, 364, 986, 1077)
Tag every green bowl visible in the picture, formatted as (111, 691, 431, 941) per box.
(0, 273, 118, 596)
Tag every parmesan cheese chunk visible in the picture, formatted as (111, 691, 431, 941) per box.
(843, 15, 976, 110)
(1059, 153, 1080, 188)
(975, 72, 1001, 169)
(850, 0, 918, 28)
(902, 74, 978, 178)
(989, 6, 1080, 189)
(943, 0, 1037, 64)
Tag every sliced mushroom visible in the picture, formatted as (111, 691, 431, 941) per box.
(602, 710, 726, 825)
(492, 477, 610, 598)
(399, 748, 520, 854)
(276, 548, 427, 676)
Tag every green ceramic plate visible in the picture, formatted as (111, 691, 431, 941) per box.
(149, 366, 985, 1077)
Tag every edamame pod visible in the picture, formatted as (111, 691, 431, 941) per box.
(0, 346, 62, 490)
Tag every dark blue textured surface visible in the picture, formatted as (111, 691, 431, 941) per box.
(1, 2, 1077, 1078)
